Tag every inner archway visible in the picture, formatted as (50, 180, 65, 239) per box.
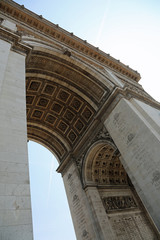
(82, 141, 159, 239)
(28, 141, 76, 240)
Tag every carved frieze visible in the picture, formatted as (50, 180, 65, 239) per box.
(102, 196, 137, 212)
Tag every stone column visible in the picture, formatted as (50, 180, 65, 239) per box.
(85, 186, 116, 240)
(104, 98, 160, 231)
(63, 161, 102, 240)
(0, 36, 33, 239)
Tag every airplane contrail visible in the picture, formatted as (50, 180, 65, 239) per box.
(95, 0, 111, 46)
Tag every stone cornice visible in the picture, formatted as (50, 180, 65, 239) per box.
(0, 25, 32, 54)
(0, 0, 141, 82)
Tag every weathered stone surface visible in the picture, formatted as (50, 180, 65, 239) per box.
(0, 40, 33, 239)
(63, 162, 99, 240)
(85, 187, 116, 240)
(105, 98, 160, 231)
(1, 19, 17, 31)
(0, 40, 11, 93)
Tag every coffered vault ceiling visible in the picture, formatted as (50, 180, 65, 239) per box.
(0, 0, 141, 162)
(26, 49, 111, 161)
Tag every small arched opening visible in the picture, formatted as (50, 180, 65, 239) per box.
(82, 141, 158, 239)
(83, 141, 128, 187)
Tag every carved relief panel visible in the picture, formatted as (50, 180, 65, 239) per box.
(102, 195, 137, 212)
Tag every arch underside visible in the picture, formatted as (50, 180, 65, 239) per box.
(26, 47, 111, 161)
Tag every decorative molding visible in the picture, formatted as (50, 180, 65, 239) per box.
(0, 0, 140, 81)
(91, 126, 112, 143)
(0, 25, 32, 54)
(75, 126, 115, 171)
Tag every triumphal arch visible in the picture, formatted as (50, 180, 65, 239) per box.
(0, 0, 160, 239)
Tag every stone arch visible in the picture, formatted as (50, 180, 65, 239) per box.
(83, 141, 128, 187)
(82, 140, 159, 239)
(0, 3, 160, 237)
(25, 40, 113, 162)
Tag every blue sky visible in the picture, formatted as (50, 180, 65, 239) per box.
(28, 141, 76, 240)
(13, 0, 160, 239)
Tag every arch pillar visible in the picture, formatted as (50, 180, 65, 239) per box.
(62, 158, 117, 239)
(0, 23, 33, 239)
(105, 97, 160, 231)
(85, 186, 116, 239)
(62, 161, 102, 240)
